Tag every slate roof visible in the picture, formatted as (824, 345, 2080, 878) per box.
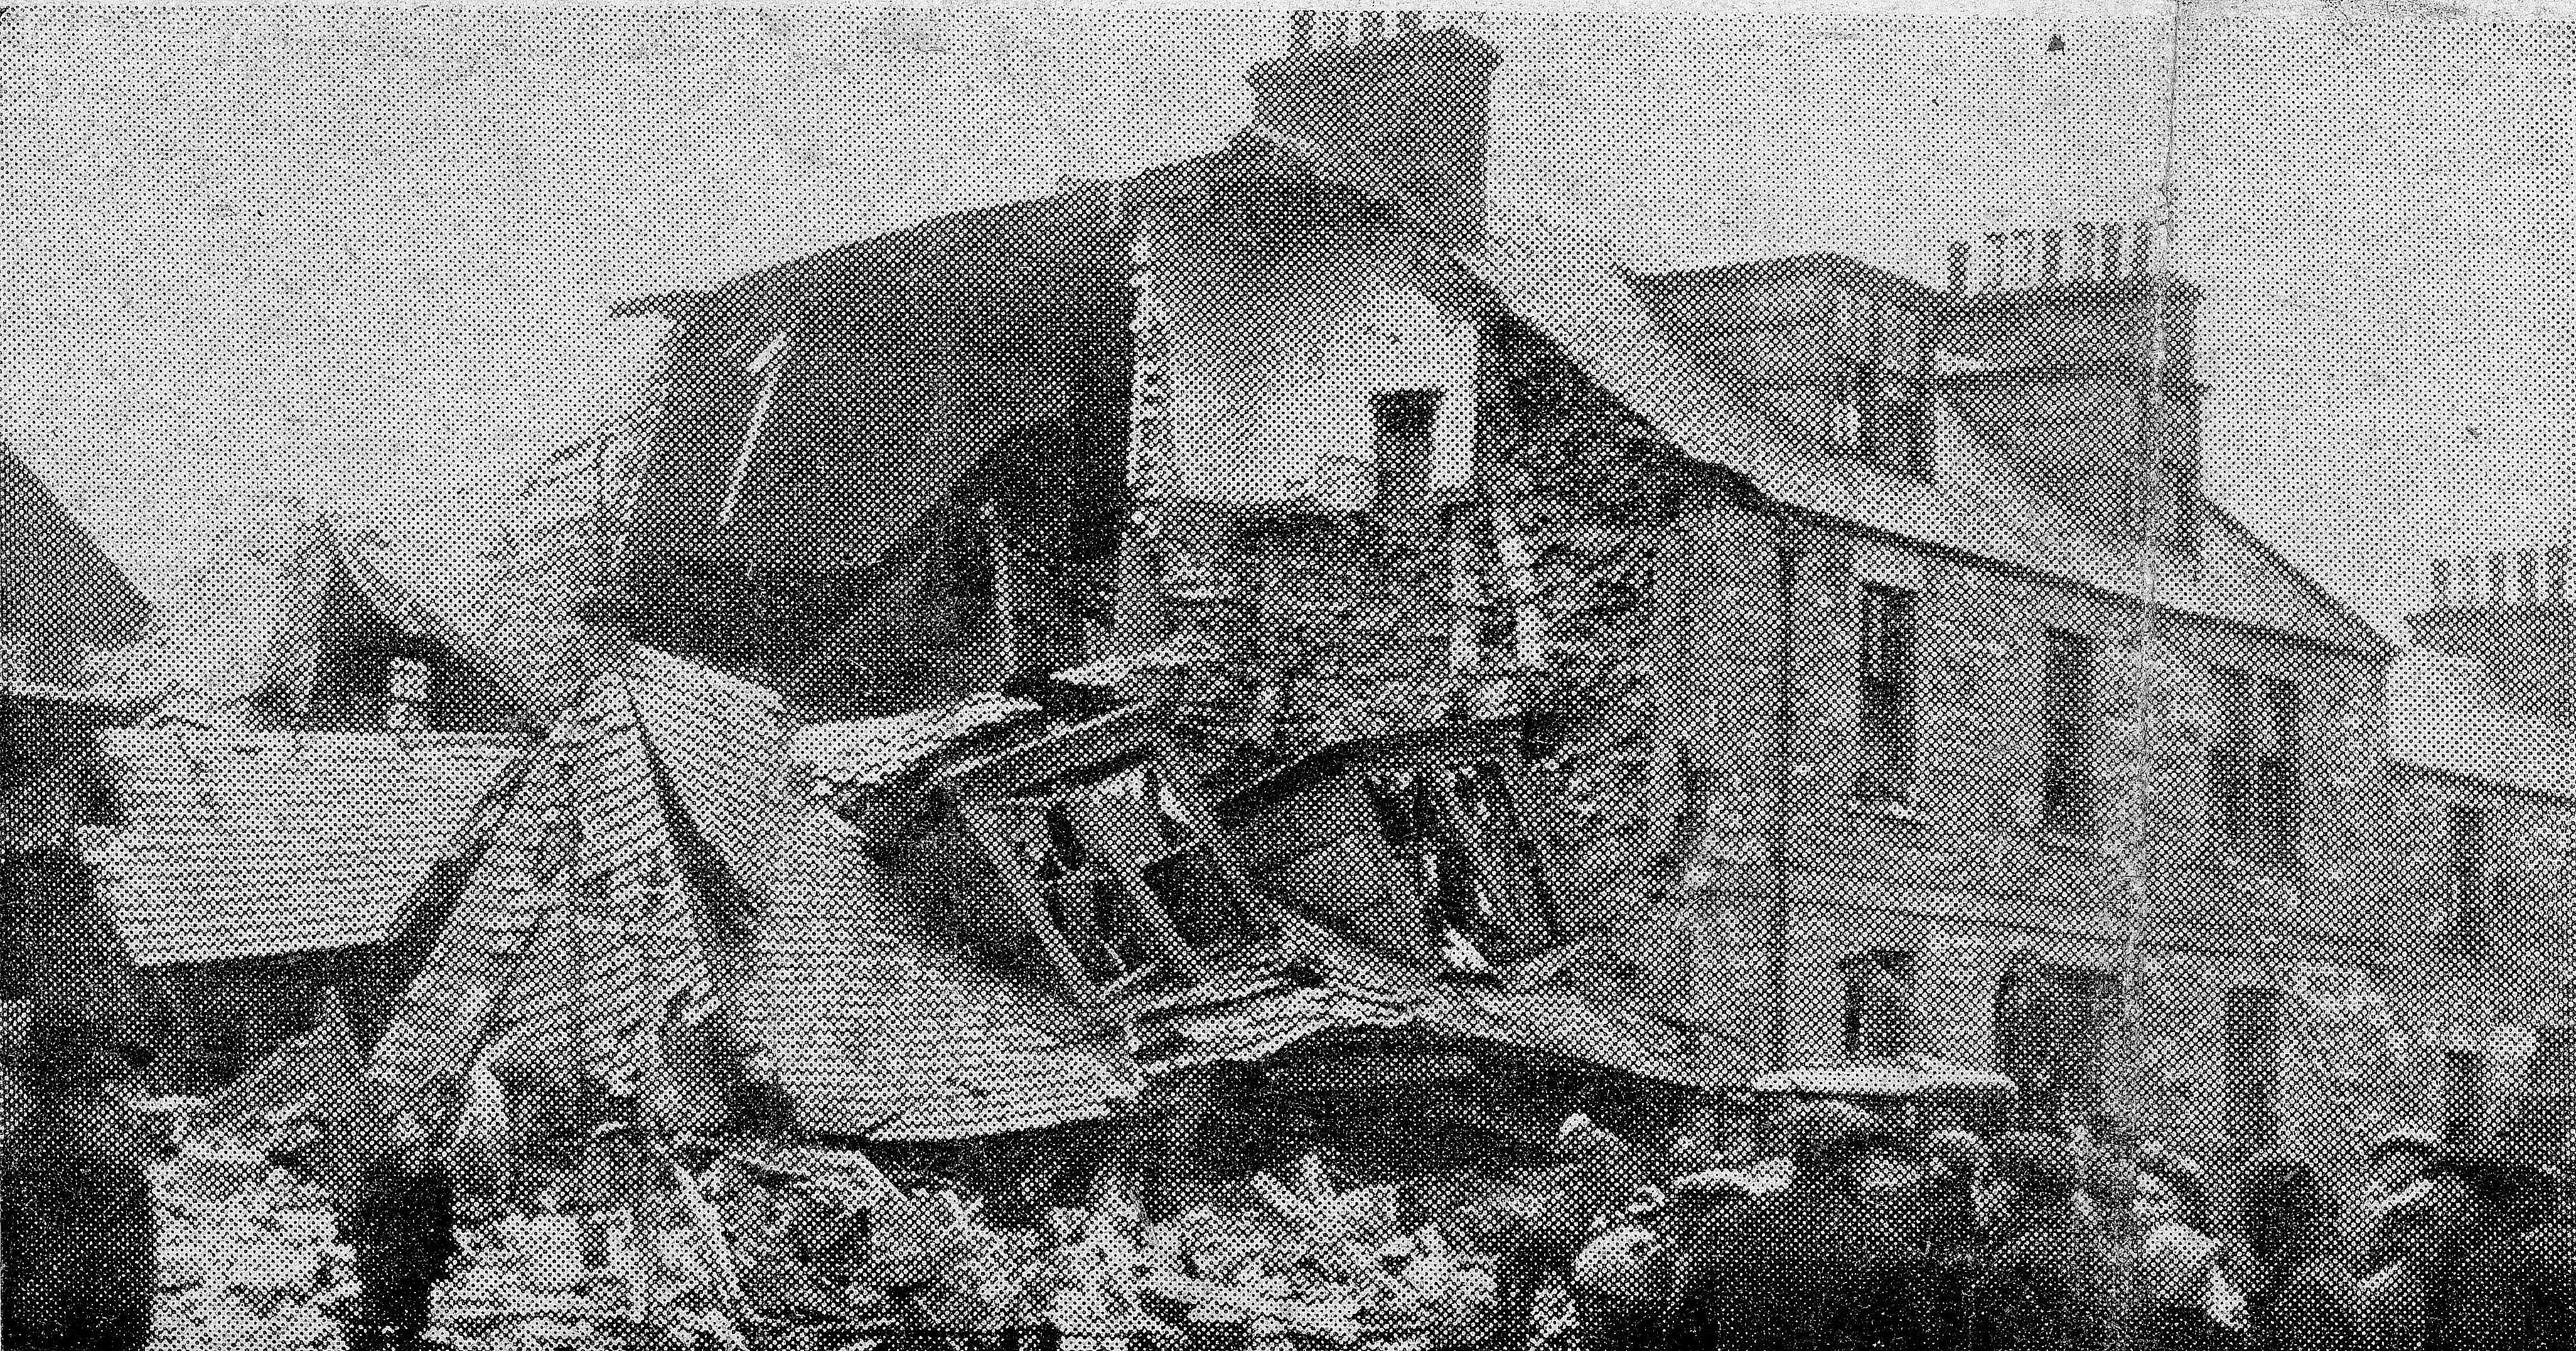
(743, 803, 1142, 1141)
(1223, 127, 2383, 657)
(789, 694, 1046, 799)
(85, 729, 523, 967)
(2386, 647, 2576, 802)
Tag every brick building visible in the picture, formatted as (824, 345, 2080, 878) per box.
(2395, 554, 2576, 1143)
(541, 12, 2452, 1185)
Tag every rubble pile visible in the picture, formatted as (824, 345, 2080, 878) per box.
(149, 1139, 347, 1351)
(147, 1122, 1515, 1351)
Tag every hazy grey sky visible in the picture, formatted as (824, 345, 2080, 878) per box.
(4, 4, 2567, 633)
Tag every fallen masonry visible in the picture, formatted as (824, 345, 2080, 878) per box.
(152, 1113, 1525, 1351)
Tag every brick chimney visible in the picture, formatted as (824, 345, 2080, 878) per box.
(1247, 11, 1503, 244)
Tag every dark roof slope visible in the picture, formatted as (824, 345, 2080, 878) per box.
(2, 444, 151, 675)
(618, 183, 1135, 581)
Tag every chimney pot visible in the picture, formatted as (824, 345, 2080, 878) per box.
(2041, 228, 2064, 283)
(2434, 557, 2452, 607)
(2548, 546, 2568, 603)
(1245, 19, 1503, 245)
(1947, 240, 1970, 294)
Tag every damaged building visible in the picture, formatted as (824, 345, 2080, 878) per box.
(316, 12, 2555, 1209)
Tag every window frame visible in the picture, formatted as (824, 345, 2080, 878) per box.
(2213, 668, 2301, 868)
(1853, 583, 1920, 807)
(2039, 630, 2099, 837)
(2444, 802, 2490, 954)
(1841, 949, 1921, 1059)
(941, 704, 1283, 1006)
(1213, 721, 1569, 974)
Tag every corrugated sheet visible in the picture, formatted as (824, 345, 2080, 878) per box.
(86, 729, 523, 968)
(2388, 647, 2576, 800)
(745, 804, 1141, 1140)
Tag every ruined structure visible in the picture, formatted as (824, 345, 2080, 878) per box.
(352, 13, 2506, 1196)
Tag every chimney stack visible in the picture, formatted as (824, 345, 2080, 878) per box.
(1252, 11, 1504, 244)
(1943, 218, 2170, 294)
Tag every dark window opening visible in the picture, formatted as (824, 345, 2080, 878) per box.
(2442, 1049, 2487, 1144)
(1842, 950, 1921, 1058)
(1370, 390, 1442, 532)
(1357, 760, 1560, 977)
(2041, 630, 2098, 837)
(2445, 803, 2490, 955)
(2214, 669, 2300, 867)
(2223, 987, 2285, 1157)
(2142, 394, 2202, 556)
(1855, 584, 1919, 806)
(1023, 802, 1156, 984)
(1995, 963, 2115, 1132)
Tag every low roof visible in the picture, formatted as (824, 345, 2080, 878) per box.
(86, 729, 523, 967)
(1, 444, 152, 660)
(119, 506, 571, 728)
(2387, 647, 2576, 802)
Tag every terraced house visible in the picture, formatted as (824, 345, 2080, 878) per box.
(379, 12, 2464, 1193)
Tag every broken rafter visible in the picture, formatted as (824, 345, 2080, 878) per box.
(716, 328, 796, 529)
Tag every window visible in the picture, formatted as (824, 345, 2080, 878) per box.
(1358, 760, 1563, 976)
(1826, 289, 1930, 475)
(2040, 631, 2098, 837)
(943, 705, 1282, 1000)
(1995, 964, 2116, 1131)
(2223, 987, 2285, 1156)
(2214, 669, 2300, 866)
(1211, 723, 1566, 979)
(1854, 584, 1919, 805)
(2444, 803, 2490, 954)
(1369, 390, 1442, 532)
(385, 657, 431, 731)
(2140, 394, 2202, 556)
(1842, 950, 1921, 1058)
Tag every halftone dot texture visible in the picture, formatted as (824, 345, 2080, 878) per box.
(3, 8, 2571, 1351)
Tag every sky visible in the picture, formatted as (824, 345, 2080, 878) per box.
(3, 3, 2568, 634)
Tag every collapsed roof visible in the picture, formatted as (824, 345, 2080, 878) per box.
(367, 654, 1724, 1144)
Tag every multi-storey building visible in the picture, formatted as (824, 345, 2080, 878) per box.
(411, 11, 2459, 1188)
